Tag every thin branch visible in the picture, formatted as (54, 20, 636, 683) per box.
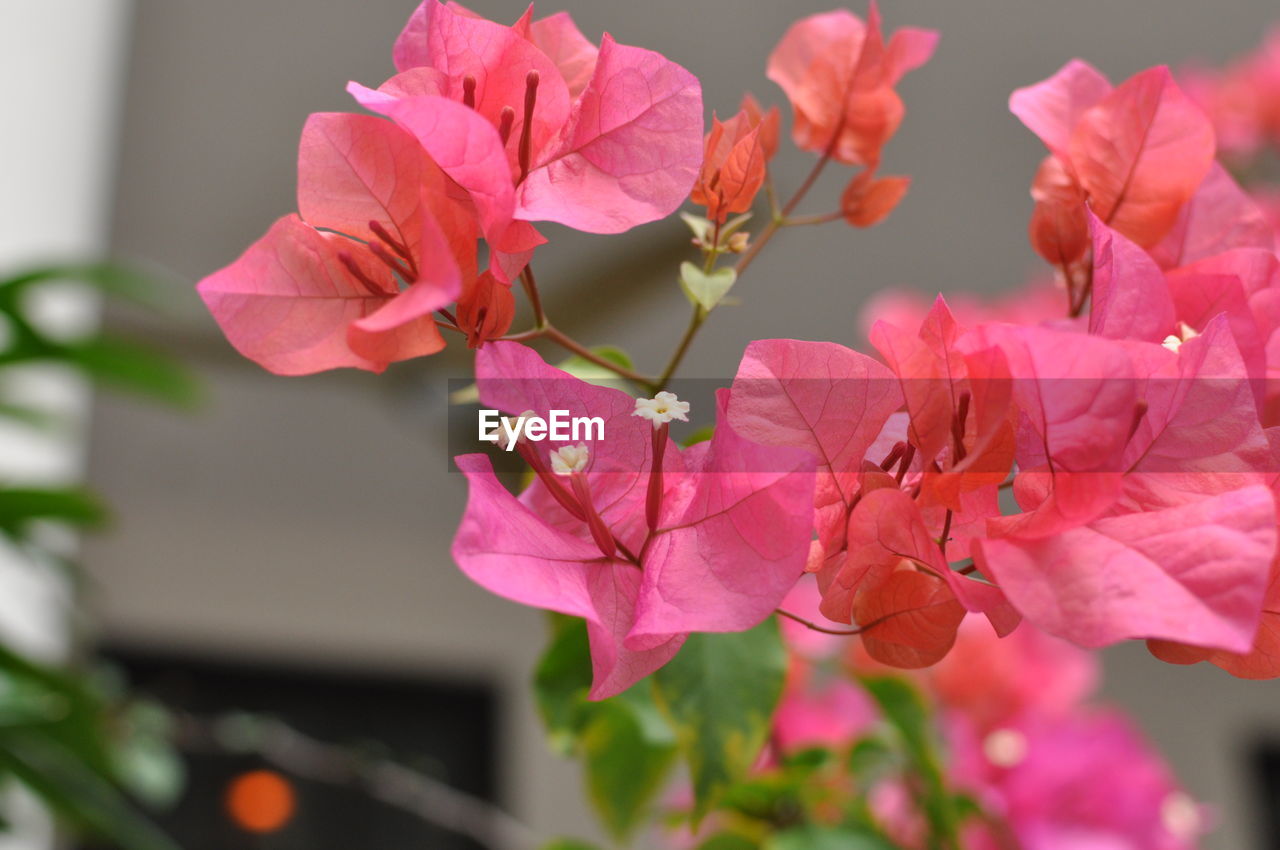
(542, 326, 657, 388)
(775, 607, 865, 636)
(175, 712, 538, 850)
(653, 305, 706, 393)
(733, 147, 836, 280)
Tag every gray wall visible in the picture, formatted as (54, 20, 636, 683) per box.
(88, 1, 1280, 847)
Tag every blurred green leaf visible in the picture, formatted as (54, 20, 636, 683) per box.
(533, 615, 593, 755)
(557, 347, 636, 390)
(653, 620, 787, 821)
(0, 734, 180, 850)
(682, 424, 715, 447)
(540, 840, 602, 850)
(698, 832, 761, 850)
(859, 676, 959, 846)
(533, 615, 677, 841)
(0, 263, 172, 309)
(582, 687, 677, 842)
(764, 825, 897, 850)
(65, 338, 198, 408)
(111, 702, 184, 809)
(0, 487, 107, 536)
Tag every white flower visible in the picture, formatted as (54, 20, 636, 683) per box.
(484, 410, 536, 451)
(550, 443, 590, 475)
(632, 391, 690, 429)
(982, 728, 1027, 768)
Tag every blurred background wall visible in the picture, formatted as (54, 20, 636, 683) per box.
(67, 0, 1280, 847)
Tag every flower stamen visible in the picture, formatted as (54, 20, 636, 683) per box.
(518, 70, 540, 183)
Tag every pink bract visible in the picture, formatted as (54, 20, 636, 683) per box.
(451, 342, 815, 698)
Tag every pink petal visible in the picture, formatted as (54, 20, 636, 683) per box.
(349, 189, 463, 361)
(297, 113, 430, 254)
(1068, 67, 1216, 247)
(391, 0, 571, 159)
(586, 564, 685, 699)
(1009, 59, 1112, 160)
(196, 215, 438, 375)
(1150, 163, 1277, 268)
(452, 453, 679, 700)
(528, 11, 599, 99)
(976, 485, 1276, 652)
(628, 390, 816, 640)
(516, 34, 703, 233)
(1086, 213, 1175, 342)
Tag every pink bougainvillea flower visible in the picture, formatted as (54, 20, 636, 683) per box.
(728, 338, 1017, 666)
(691, 95, 781, 224)
(197, 113, 472, 374)
(868, 296, 1016, 511)
(857, 279, 1067, 337)
(349, 0, 703, 281)
(950, 710, 1204, 850)
(773, 657, 877, 753)
(1149, 555, 1280, 678)
(928, 618, 1098, 733)
(967, 318, 1278, 654)
(455, 271, 515, 349)
(452, 342, 814, 698)
(1181, 26, 1280, 159)
(1011, 61, 1216, 263)
(728, 338, 903, 577)
(767, 2, 938, 166)
(1149, 163, 1277, 269)
(1086, 213, 1176, 343)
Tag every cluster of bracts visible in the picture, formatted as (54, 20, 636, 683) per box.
(198, 2, 1280, 700)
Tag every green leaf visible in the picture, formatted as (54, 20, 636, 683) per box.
(582, 688, 677, 841)
(0, 487, 107, 535)
(679, 212, 712, 243)
(653, 620, 787, 821)
(682, 424, 715, 447)
(533, 615, 594, 755)
(533, 616, 677, 841)
(679, 262, 737, 313)
(65, 338, 199, 408)
(859, 676, 959, 846)
(765, 825, 897, 850)
(557, 346, 636, 390)
(697, 832, 760, 850)
(0, 734, 180, 850)
(540, 840, 602, 850)
(0, 263, 173, 310)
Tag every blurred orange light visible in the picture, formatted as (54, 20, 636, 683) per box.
(225, 769, 296, 834)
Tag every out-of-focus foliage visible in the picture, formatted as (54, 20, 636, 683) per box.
(0, 262, 193, 849)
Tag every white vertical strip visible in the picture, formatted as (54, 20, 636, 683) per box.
(0, 3, 132, 847)
(0, 0, 132, 653)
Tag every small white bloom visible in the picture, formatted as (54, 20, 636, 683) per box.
(1161, 321, 1199, 352)
(982, 728, 1027, 768)
(632, 391, 690, 429)
(1160, 791, 1201, 839)
(550, 443, 590, 475)
(484, 410, 536, 451)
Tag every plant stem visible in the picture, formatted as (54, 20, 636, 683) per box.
(775, 607, 865, 636)
(654, 305, 706, 392)
(783, 211, 845, 227)
(177, 712, 538, 850)
(519, 265, 546, 329)
(543, 325, 656, 387)
(734, 148, 834, 280)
